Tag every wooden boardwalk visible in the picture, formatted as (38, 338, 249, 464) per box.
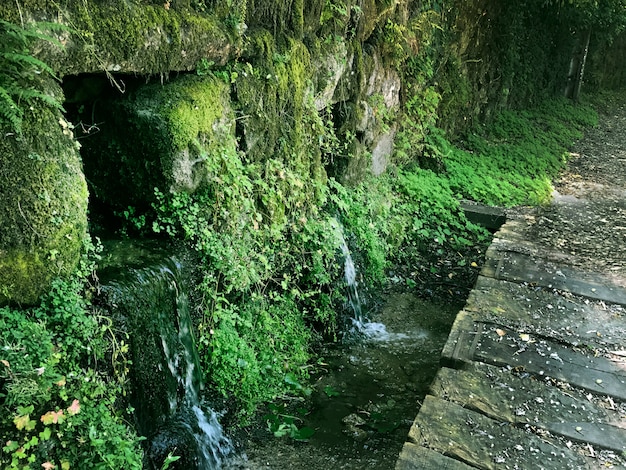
(396, 211, 626, 469)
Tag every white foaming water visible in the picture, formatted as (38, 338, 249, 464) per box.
(354, 320, 411, 341)
(333, 218, 399, 340)
(193, 405, 233, 468)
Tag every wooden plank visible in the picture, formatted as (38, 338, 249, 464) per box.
(465, 276, 626, 348)
(409, 395, 588, 470)
(460, 200, 506, 230)
(440, 311, 481, 367)
(430, 364, 626, 453)
(471, 324, 626, 401)
(545, 422, 626, 453)
(395, 442, 474, 470)
(481, 247, 626, 306)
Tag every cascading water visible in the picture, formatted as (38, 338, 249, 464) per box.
(332, 219, 393, 340)
(99, 245, 232, 469)
(340, 235, 364, 325)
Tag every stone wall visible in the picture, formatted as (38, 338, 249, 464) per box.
(0, 80, 88, 305)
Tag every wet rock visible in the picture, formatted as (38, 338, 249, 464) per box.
(341, 413, 368, 441)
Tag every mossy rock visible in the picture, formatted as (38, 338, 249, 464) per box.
(0, 1, 237, 76)
(81, 74, 236, 207)
(0, 82, 88, 306)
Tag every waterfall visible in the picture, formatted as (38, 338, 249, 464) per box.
(100, 250, 232, 469)
(332, 219, 389, 340)
(339, 235, 364, 325)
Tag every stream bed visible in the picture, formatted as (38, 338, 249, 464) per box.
(231, 293, 463, 470)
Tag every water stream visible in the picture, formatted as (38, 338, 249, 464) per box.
(234, 227, 462, 469)
(99, 242, 233, 469)
(97, 235, 462, 469)
(237, 292, 461, 469)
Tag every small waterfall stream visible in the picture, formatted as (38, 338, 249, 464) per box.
(99, 245, 232, 469)
(334, 219, 396, 340)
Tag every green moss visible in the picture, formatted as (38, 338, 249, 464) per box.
(292, 0, 304, 37)
(81, 74, 235, 206)
(0, 1, 234, 76)
(236, 31, 326, 222)
(151, 75, 233, 151)
(0, 80, 88, 305)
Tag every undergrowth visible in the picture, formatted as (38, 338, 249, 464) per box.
(0, 239, 143, 469)
(440, 97, 598, 206)
(151, 143, 343, 420)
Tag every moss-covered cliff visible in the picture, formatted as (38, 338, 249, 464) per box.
(0, 0, 237, 76)
(81, 74, 236, 207)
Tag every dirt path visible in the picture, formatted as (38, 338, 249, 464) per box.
(531, 100, 626, 279)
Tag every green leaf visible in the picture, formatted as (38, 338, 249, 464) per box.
(292, 426, 315, 441)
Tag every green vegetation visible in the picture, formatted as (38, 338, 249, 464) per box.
(151, 144, 342, 419)
(0, 1, 607, 466)
(0, 19, 64, 134)
(442, 98, 598, 206)
(147, 94, 597, 421)
(0, 240, 143, 469)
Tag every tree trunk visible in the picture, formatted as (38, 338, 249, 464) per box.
(565, 29, 592, 102)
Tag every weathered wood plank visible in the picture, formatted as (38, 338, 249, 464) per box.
(460, 200, 506, 230)
(408, 395, 588, 470)
(481, 246, 626, 306)
(442, 317, 626, 400)
(395, 442, 474, 470)
(440, 311, 481, 367)
(430, 364, 626, 453)
(464, 276, 626, 349)
(545, 422, 626, 454)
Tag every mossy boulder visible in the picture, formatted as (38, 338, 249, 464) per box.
(0, 82, 88, 306)
(81, 74, 236, 207)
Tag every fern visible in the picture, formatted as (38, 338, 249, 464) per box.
(0, 19, 65, 134)
(0, 86, 22, 133)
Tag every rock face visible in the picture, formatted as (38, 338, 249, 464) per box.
(0, 2, 236, 76)
(0, 0, 596, 304)
(0, 81, 88, 305)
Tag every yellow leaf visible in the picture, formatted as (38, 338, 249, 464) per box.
(56, 377, 66, 387)
(61, 461, 70, 470)
(495, 328, 507, 337)
(14, 414, 36, 431)
(41, 410, 65, 425)
(471, 262, 478, 268)
(1, 359, 9, 369)
(519, 333, 531, 342)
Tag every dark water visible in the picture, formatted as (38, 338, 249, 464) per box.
(233, 293, 462, 470)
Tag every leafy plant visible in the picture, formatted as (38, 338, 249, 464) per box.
(0, 19, 65, 134)
(264, 403, 314, 441)
(0, 239, 142, 469)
